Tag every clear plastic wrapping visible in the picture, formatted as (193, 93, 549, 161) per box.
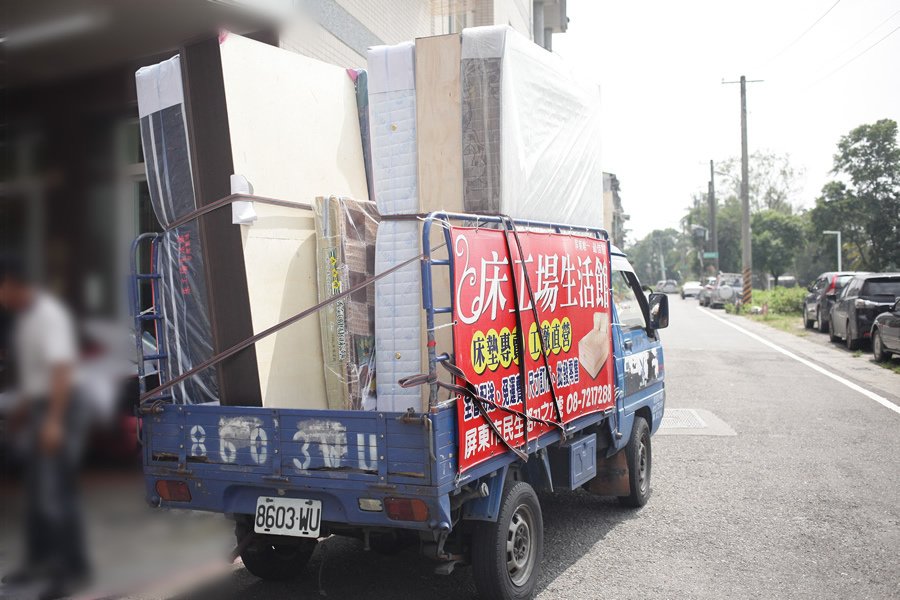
(314, 196, 380, 410)
(461, 26, 604, 227)
(136, 56, 219, 404)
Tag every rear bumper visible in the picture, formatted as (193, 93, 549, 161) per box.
(145, 471, 452, 531)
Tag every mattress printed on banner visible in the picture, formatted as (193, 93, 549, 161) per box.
(136, 55, 218, 404)
(451, 227, 615, 472)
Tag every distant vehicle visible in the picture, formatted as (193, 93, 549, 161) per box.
(767, 274, 798, 288)
(680, 281, 703, 299)
(803, 272, 860, 332)
(697, 277, 717, 306)
(829, 273, 900, 350)
(872, 298, 900, 362)
(655, 279, 678, 294)
(707, 273, 742, 309)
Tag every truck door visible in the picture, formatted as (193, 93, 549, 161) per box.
(611, 267, 664, 444)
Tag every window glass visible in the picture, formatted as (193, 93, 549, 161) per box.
(613, 271, 646, 330)
(835, 275, 853, 290)
(862, 279, 900, 297)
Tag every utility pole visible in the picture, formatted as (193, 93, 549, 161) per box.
(708, 159, 719, 273)
(723, 75, 762, 306)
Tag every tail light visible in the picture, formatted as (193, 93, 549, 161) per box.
(384, 498, 429, 522)
(155, 480, 192, 502)
(855, 299, 877, 310)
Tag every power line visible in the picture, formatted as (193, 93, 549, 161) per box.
(807, 24, 900, 88)
(768, 0, 841, 63)
(825, 8, 900, 65)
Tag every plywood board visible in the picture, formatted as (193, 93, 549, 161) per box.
(217, 33, 370, 409)
(415, 34, 464, 214)
(414, 34, 463, 409)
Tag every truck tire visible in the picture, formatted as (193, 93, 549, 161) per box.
(471, 481, 543, 600)
(236, 520, 316, 581)
(618, 416, 652, 508)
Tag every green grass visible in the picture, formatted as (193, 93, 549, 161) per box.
(728, 287, 900, 375)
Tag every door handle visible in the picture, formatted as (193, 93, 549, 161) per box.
(623, 339, 633, 350)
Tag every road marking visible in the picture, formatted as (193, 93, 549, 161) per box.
(696, 307, 900, 416)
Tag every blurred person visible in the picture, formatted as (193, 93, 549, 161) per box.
(0, 257, 91, 600)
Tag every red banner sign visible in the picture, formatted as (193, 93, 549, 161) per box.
(451, 228, 615, 472)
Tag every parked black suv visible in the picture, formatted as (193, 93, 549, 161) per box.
(802, 271, 860, 332)
(829, 273, 900, 350)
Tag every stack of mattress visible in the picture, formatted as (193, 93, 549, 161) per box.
(314, 195, 379, 411)
(368, 41, 423, 413)
(137, 33, 369, 408)
(369, 37, 465, 412)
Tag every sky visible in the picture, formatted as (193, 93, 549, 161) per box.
(552, 0, 900, 242)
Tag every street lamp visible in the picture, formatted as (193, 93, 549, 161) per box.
(823, 230, 841, 271)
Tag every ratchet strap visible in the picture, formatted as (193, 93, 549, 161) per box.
(139, 242, 443, 407)
(499, 217, 566, 431)
(398, 361, 565, 462)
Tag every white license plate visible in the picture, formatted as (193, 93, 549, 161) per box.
(254, 497, 322, 538)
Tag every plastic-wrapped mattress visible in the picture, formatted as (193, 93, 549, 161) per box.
(136, 56, 219, 405)
(461, 26, 604, 227)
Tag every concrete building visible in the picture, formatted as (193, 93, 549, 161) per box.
(603, 173, 629, 249)
(1, 0, 569, 323)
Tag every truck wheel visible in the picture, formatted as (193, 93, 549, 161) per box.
(471, 481, 543, 600)
(803, 308, 814, 329)
(618, 416, 651, 508)
(873, 329, 891, 362)
(845, 321, 859, 350)
(236, 521, 316, 581)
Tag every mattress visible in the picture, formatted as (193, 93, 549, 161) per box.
(373, 220, 423, 411)
(368, 42, 425, 412)
(460, 26, 604, 227)
(367, 42, 419, 216)
(136, 56, 219, 404)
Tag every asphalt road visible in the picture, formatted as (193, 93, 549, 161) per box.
(132, 298, 900, 600)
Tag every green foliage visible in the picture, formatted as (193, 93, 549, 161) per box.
(715, 152, 803, 214)
(751, 287, 806, 315)
(625, 228, 694, 285)
(810, 119, 900, 271)
(751, 210, 805, 284)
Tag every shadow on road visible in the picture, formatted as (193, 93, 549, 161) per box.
(166, 491, 640, 600)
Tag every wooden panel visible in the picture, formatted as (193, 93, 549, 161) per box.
(217, 33, 370, 409)
(415, 34, 463, 408)
(415, 34, 464, 214)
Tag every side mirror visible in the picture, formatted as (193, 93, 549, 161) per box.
(648, 292, 669, 329)
(807, 284, 815, 292)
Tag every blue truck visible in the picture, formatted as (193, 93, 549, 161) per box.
(134, 211, 668, 600)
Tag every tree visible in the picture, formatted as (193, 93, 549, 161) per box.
(810, 119, 900, 271)
(715, 151, 804, 214)
(752, 210, 804, 286)
(626, 229, 691, 285)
